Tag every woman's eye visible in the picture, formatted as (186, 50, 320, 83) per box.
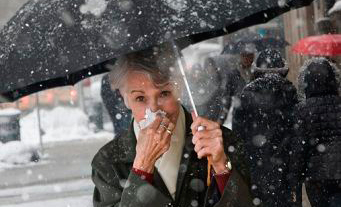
(160, 91, 171, 97)
(136, 96, 145, 102)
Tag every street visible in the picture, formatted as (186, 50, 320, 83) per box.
(0, 137, 110, 206)
(0, 136, 313, 207)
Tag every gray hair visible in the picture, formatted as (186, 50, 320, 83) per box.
(107, 45, 178, 91)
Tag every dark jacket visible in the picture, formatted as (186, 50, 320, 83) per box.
(101, 74, 132, 135)
(291, 96, 341, 182)
(232, 73, 298, 206)
(91, 107, 252, 207)
(289, 59, 341, 205)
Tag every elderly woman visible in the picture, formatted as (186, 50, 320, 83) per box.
(91, 46, 252, 207)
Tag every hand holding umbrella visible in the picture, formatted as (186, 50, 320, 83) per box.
(191, 112, 230, 186)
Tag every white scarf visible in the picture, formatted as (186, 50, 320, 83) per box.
(133, 107, 185, 199)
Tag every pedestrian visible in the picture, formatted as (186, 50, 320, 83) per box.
(200, 55, 245, 124)
(100, 74, 132, 136)
(91, 45, 252, 207)
(232, 49, 298, 206)
(237, 43, 257, 83)
(289, 58, 341, 207)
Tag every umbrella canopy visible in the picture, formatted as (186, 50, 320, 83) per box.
(292, 34, 341, 56)
(222, 36, 290, 54)
(0, 0, 314, 102)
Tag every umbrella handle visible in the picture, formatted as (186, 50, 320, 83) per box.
(207, 159, 212, 186)
(197, 126, 212, 186)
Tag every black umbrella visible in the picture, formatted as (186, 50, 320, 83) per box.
(0, 0, 313, 102)
(222, 36, 290, 54)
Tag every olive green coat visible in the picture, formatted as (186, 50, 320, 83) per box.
(91, 108, 253, 207)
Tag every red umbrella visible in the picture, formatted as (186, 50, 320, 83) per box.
(292, 34, 341, 56)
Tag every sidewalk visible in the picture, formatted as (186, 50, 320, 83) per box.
(0, 137, 109, 188)
(0, 178, 93, 206)
(0, 137, 110, 205)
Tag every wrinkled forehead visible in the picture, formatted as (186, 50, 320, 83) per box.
(123, 70, 174, 91)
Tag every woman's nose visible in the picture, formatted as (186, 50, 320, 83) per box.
(149, 99, 159, 112)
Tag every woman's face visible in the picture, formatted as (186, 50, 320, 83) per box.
(240, 53, 254, 68)
(121, 70, 180, 125)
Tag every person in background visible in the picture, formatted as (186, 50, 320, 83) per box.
(100, 74, 132, 136)
(201, 55, 245, 125)
(237, 43, 256, 83)
(233, 49, 298, 206)
(289, 58, 341, 207)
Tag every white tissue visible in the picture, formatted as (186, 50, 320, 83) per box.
(138, 108, 167, 129)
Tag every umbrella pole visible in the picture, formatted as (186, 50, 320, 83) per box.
(171, 42, 199, 117)
(171, 41, 212, 186)
(35, 93, 44, 155)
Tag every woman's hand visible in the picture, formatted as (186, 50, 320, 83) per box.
(191, 113, 228, 174)
(133, 115, 175, 173)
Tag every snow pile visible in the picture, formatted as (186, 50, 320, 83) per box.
(3, 195, 92, 207)
(328, 0, 341, 15)
(20, 106, 112, 145)
(0, 141, 39, 166)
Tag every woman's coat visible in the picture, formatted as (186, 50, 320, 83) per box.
(91, 108, 252, 207)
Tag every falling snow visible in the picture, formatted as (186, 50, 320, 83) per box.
(163, 0, 188, 12)
(80, 0, 108, 17)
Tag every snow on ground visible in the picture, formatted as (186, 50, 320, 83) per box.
(0, 178, 93, 207)
(2, 195, 92, 207)
(20, 106, 113, 144)
(0, 141, 38, 165)
(0, 106, 112, 168)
